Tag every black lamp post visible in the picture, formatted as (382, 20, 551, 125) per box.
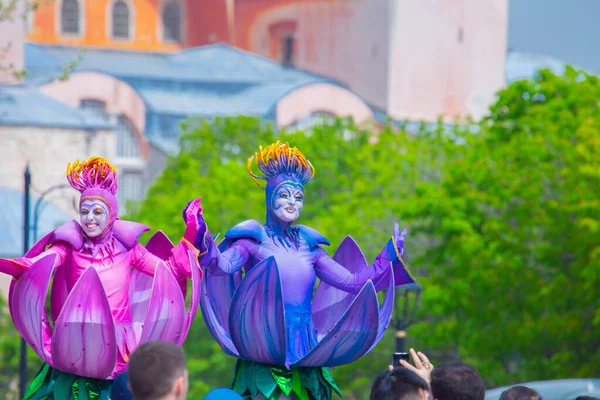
(394, 282, 423, 353)
(20, 164, 31, 400)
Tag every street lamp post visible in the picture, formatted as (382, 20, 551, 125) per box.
(19, 164, 31, 400)
(394, 283, 423, 353)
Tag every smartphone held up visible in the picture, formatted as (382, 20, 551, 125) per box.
(393, 352, 410, 367)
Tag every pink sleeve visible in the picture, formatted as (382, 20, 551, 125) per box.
(0, 243, 69, 278)
(130, 240, 199, 283)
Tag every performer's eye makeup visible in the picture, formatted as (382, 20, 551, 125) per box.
(94, 208, 104, 215)
(80, 209, 89, 215)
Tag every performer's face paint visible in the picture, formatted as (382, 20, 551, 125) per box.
(79, 199, 109, 238)
(272, 183, 304, 223)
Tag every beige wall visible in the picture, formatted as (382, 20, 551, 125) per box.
(387, 0, 507, 121)
(0, 125, 116, 216)
(248, 0, 507, 121)
(248, 0, 391, 111)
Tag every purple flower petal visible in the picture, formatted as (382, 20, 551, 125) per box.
(129, 268, 154, 343)
(228, 256, 287, 365)
(139, 262, 186, 344)
(293, 281, 379, 368)
(312, 236, 367, 339)
(199, 275, 240, 357)
(368, 265, 395, 352)
(50, 266, 69, 325)
(9, 253, 55, 364)
(145, 231, 174, 260)
(179, 250, 202, 345)
(52, 267, 117, 379)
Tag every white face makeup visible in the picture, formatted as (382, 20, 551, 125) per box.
(79, 199, 109, 238)
(273, 183, 304, 223)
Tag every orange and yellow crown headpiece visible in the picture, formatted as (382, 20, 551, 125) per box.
(66, 156, 118, 194)
(247, 141, 315, 189)
(66, 156, 119, 221)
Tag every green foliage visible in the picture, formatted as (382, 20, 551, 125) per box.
(408, 67, 600, 386)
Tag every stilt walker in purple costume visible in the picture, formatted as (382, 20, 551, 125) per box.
(192, 142, 417, 400)
(0, 156, 204, 400)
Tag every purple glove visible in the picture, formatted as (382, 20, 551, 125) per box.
(182, 199, 209, 253)
(393, 221, 408, 259)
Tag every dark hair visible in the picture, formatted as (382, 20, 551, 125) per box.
(370, 367, 430, 400)
(574, 397, 600, 400)
(499, 385, 542, 400)
(430, 362, 485, 400)
(127, 341, 187, 400)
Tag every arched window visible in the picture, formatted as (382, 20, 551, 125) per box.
(79, 99, 108, 120)
(61, 0, 80, 34)
(112, 0, 130, 39)
(162, 1, 182, 43)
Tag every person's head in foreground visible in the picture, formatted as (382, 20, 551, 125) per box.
(370, 367, 432, 400)
(499, 385, 543, 400)
(430, 362, 485, 400)
(127, 341, 188, 400)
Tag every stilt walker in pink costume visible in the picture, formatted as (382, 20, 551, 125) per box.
(0, 156, 204, 400)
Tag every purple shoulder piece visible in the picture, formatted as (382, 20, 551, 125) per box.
(25, 220, 83, 257)
(294, 225, 330, 248)
(224, 220, 266, 243)
(112, 220, 151, 250)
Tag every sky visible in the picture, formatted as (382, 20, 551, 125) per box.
(509, 0, 600, 74)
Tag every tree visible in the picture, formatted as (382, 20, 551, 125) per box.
(407, 67, 600, 386)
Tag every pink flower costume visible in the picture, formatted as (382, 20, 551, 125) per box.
(0, 157, 203, 400)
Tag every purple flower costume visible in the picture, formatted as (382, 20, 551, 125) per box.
(193, 142, 417, 400)
(0, 157, 203, 400)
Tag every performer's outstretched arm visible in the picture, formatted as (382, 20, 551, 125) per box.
(0, 243, 69, 278)
(200, 238, 256, 276)
(129, 240, 199, 283)
(314, 223, 413, 292)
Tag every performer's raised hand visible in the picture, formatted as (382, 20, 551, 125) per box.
(183, 197, 206, 246)
(393, 221, 408, 259)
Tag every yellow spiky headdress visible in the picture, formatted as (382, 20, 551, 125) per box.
(247, 141, 315, 189)
(66, 156, 119, 221)
(66, 156, 118, 194)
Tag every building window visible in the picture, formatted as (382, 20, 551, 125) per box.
(268, 20, 297, 65)
(61, 0, 80, 35)
(116, 115, 141, 158)
(287, 111, 336, 132)
(118, 170, 144, 212)
(162, 1, 182, 43)
(112, 0, 130, 39)
(79, 99, 108, 120)
(282, 34, 294, 66)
